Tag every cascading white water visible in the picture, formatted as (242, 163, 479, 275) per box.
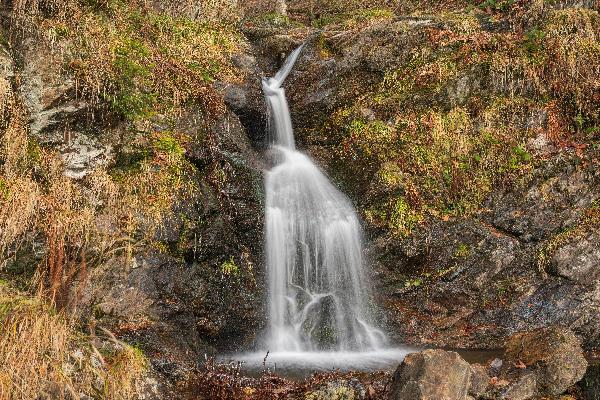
(263, 45, 386, 352)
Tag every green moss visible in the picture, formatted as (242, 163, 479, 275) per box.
(506, 146, 532, 171)
(523, 26, 546, 57)
(316, 34, 334, 59)
(98, 36, 156, 120)
(389, 197, 421, 236)
(454, 243, 471, 258)
(404, 277, 423, 288)
(152, 132, 185, 157)
(110, 150, 149, 181)
(221, 257, 239, 276)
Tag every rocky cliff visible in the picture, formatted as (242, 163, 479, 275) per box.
(0, 0, 599, 399)
(264, 0, 600, 352)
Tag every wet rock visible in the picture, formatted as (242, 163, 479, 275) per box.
(220, 52, 268, 148)
(580, 363, 600, 400)
(390, 349, 471, 400)
(504, 327, 588, 396)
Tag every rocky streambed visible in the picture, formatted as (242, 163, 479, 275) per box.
(183, 327, 598, 400)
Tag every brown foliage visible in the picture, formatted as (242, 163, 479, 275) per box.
(0, 286, 147, 400)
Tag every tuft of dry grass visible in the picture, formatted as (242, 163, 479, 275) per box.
(543, 8, 600, 118)
(0, 285, 147, 400)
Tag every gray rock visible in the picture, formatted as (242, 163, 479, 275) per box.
(550, 232, 600, 283)
(17, 37, 114, 179)
(223, 85, 248, 111)
(390, 349, 471, 400)
(469, 364, 490, 397)
(59, 133, 114, 179)
(504, 327, 588, 396)
(499, 372, 537, 400)
(488, 156, 599, 243)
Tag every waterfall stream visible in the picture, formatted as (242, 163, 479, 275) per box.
(263, 45, 385, 352)
(229, 45, 411, 373)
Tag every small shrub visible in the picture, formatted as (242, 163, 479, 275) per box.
(221, 256, 239, 276)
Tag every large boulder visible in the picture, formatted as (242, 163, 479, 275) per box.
(504, 327, 588, 397)
(389, 349, 471, 400)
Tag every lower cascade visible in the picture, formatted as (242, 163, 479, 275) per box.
(263, 45, 385, 353)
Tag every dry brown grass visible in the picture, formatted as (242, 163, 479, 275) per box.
(0, 87, 39, 266)
(0, 285, 147, 400)
(0, 73, 194, 311)
(544, 8, 600, 118)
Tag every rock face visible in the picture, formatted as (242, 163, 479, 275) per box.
(580, 363, 600, 400)
(371, 154, 600, 349)
(390, 349, 471, 400)
(1, 5, 267, 392)
(273, 5, 600, 352)
(17, 37, 114, 179)
(550, 231, 600, 283)
(503, 327, 588, 397)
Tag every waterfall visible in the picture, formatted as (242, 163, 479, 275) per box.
(263, 45, 386, 352)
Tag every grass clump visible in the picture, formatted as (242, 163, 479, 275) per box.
(334, 101, 533, 235)
(0, 285, 147, 400)
(72, 3, 243, 120)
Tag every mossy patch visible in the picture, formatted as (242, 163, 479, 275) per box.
(310, 5, 599, 237)
(35, 0, 245, 121)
